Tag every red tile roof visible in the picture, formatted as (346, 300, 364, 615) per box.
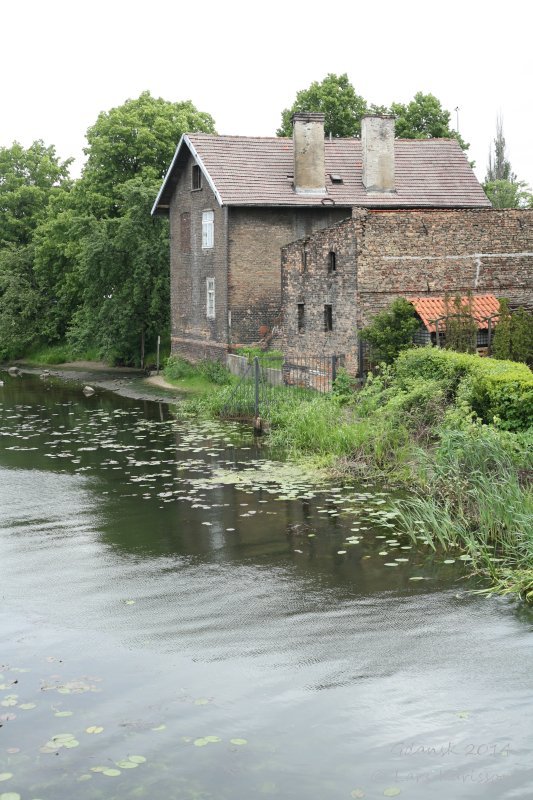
(409, 295, 500, 332)
(153, 134, 491, 212)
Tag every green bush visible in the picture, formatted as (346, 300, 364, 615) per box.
(164, 355, 195, 380)
(196, 359, 231, 385)
(359, 297, 420, 364)
(332, 367, 357, 401)
(394, 348, 533, 431)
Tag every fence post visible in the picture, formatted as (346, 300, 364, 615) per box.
(254, 357, 260, 419)
(435, 319, 440, 348)
(156, 335, 161, 374)
(331, 354, 337, 387)
(487, 317, 492, 356)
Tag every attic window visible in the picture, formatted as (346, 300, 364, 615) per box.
(192, 164, 202, 190)
(330, 173, 343, 184)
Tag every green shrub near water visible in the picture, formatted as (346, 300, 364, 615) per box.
(394, 347, 533, 431)
(164, 355, 232, 386)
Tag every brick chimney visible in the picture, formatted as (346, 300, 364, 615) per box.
(361, 115, 395, 192)
(292, 112, 326, 194)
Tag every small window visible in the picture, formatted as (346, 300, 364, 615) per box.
(297, 303, 305, 333)
(300, 250, 307, 274)
(202, 210, 214, 249)
(206, 277, 215, 319)
(328, 251, 336, 273)
(324, 304, 333, 332)
(192, 164, 202, 190)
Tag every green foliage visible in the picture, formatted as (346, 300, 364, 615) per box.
(390, 92, 469, 151)
(483, 116, 532, 207)
(0, 140, 72, 247)
(164, 356, 196, 380)
(0, 245, 42, 359)
(394, 347, 533, 431)
(197, 359, 231, 385)
(359, 297, 419, 364)
(332, 367, 357, 401)
(483, 179, 532, 208)
(493, 301, 533, 366)
(277, 73, 368, 138)
(492, 298, 512, 359)
(443, 293, 478, 353)
(234, 347, 284, 367)
(81, 91, 216, 214)
(164, 355, 231, 386)
(510, 308, 533, 365)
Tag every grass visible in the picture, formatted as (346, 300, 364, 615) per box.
(177, 347, 533, 601)
(21, 343, 101, 366)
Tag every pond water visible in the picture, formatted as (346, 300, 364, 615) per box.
(1, 371, 532, 800)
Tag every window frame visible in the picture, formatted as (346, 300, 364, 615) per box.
(202, 210, 214, 249)
(192, 164, 202, 190)
(206, 277, 215, 319)
(328, 251, 336, 274)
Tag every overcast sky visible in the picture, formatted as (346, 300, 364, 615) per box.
(2, 0, 532, 188)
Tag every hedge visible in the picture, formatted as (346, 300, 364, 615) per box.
(393, 348, 533, 431)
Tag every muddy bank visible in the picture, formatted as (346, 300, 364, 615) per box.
(8, 362, 182, 403)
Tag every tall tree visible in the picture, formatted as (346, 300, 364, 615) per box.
(390, 93, 469, 151)
(277, 74, 368, 138)
(81, 91, 216, 214)
(0, 141, 72, 247)
(485, 116, 514, 182)
(483, 116, 532, 208)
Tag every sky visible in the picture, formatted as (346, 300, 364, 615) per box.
(2, 0, 532, 187)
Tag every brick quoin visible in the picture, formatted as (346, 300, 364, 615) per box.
(281, 208, 533, 374)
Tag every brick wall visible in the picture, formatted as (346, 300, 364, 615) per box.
(228, 207, 348, 346)
(169, 151, 228, 362)
(281, 208, 533, 373)
(281, 218, 359, 371)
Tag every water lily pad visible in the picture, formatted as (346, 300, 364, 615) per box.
(19, 703, 36, 710)
(63, 739, 80, 748)
(337, 550, 347, 555)
(384, 563, 398, 567)
(128, 755, 146, 764)
(351, 790, 365, 799)
(124, 600, 135, 605)
(0, 793, 21, 800)
(54, 711, 73, 717)
(230, 738, 248, 745)
(85, 726, 104, 734)
(443, 559, 456, 564)
(204, 736, 221, 743)
(78, 774, 92, 782)
(383, 789, 401, 797)
(409, 576, 425, 581)
(151, 724, 166, 731)
(116, 760, 138, 769)
(0, 775, 13, 783)
(102, 769, 121, 777)
(194, 698, 209, 705)
(194, 738, 209, 747)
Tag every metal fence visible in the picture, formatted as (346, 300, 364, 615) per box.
(220, 354, 343, 423)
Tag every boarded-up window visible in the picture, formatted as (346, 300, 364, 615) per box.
(202, 210, 214, 249)
(297, 303, 305, 332)
(324, 304, 333, 332)
(180, 212, 191, 253)
(206, 277, 215, 318)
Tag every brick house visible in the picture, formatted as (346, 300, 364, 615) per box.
(152, 113, 492, 363)
(279, 118, 533, 373)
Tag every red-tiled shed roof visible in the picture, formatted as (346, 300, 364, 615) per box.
(152, 134, 491, 213)
(409, 295, 500, 332)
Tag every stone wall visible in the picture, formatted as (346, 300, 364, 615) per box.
(281, 208, 533, 373)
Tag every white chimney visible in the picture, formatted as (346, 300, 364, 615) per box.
(292, 112, 326, 194)
(361, 115, 395, 192)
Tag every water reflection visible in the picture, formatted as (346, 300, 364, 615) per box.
(1, 371, 533, 800)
